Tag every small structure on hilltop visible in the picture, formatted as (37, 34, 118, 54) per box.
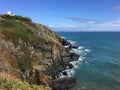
(6, 11, 14, 16)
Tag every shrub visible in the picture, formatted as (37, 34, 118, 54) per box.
(0, 78, 51, 90)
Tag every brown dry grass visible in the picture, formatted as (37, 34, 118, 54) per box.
(0, 72, 21, 82)
(0, 33, 6, 39)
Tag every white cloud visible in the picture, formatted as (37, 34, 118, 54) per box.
(68, 17, 98, 24)
(48, 19, 120, 31)
(48, 23, 88, 31)
(48, 23, 76, 28)
(88, 19, 120, 31)
(97, 19, 120, 27)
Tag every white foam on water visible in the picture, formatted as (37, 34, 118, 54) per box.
(68, 40, 76, 45)
(69, 61, 78, 68)
(85, 49, 91, 52)
(70, 50, 75, 53)
(78, 46, 84, 50)
(71, 48, 85, 55)
(61, 36, 65, 39)
(79, 56, 84, 61)
(64, 56, 85, 77)
(59, 38, 91, 78)
(65, 69, 75, 77)
(64, 45, 70, 48)
(59, 46, 90, 78)
(59, 73, 67, 78)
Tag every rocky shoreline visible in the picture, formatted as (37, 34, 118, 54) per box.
(20, 38, 80, 90)
(48, 38, 80, 90)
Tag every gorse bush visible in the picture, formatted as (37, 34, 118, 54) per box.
(0, 78, 51, 90)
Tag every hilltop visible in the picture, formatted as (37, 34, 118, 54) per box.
(0, 14, 78, 90)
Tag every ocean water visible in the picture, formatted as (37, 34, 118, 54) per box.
(57, 32, 120, 90)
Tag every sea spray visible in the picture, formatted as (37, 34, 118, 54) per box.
(60, 39, 90, 77)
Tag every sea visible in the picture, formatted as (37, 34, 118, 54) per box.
(57, 32, 120, 90)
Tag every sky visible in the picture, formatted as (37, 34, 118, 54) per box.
(0, 0, 120, 31)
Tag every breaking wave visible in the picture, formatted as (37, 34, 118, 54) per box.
(60, 40, 90, 77)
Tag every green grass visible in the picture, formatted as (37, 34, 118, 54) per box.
(0, 20, 46, 46)
(0, 16, 57, 69)
(18, 47, 32, 69)
(0, 17, 56, 70)
(0, 78, 51, 90)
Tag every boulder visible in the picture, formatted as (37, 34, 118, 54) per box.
(69, 44, 78, 49)
(70, 53, 80, 61)
(61, 55, 71, 63)
(51, 77, 76, 90)
(62, 39, 70, 46)
(68, 63, 74, 69)
(62, 71, 68, 76)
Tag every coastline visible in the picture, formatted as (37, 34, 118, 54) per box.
(57, 32, 120, 90)
(50, 38, 81, 90)
(0, 15, 81, 90)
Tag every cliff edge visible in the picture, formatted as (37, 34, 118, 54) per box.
(0, 15, 79, 90)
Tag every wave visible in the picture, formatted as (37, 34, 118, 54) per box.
(60, 39, 90, 77)
(61, 36, 66, 39)
(78, 46, 84, 49)
(68, 40, 76, 45)
(60, 56, 86, 77)
(71, 48, 90, 56)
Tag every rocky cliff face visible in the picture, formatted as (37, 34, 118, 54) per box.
(0, 15, 78, 90)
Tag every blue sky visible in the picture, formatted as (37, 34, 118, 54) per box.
(0, 0, 120, 31)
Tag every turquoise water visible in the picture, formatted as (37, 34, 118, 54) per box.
(58, 32, 120, 90)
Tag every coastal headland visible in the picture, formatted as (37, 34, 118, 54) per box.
(0, 14, 80, 90)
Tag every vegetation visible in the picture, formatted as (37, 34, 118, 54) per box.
(0, 14, 31, 21)
(18, 46, 32, 69)
(0, 78, 51, 90)
(0, 20, 46, 46)
(0, 15, 63, 89)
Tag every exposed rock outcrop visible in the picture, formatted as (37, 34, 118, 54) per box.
(51, 77, 76, 90)
(0, 14, 79, 90)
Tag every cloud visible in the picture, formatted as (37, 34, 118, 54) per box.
(113, 6, 120, 11)
(48, 23, 88, 31)
(89, 19, 120, 31)
(68, 17, 98, 24)
(48, 19, 120, 31)
(48, 23, 76, 28)
(98, 19, 120, 27)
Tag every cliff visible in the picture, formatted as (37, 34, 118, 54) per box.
(0, 15, 79, 90)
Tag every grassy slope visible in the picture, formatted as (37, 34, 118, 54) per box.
(0, 15, 60, 69)
(0, 15, 62, 90)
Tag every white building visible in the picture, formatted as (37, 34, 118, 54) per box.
(6, 11, 14, 16)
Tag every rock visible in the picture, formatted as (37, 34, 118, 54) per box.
(68, 63, 74, 69)
(69, 44, 78, 49)
(62, 71, 68, 76)
(61, 55, 71, 63)
(70, 53, 80, 61)
(62, 39, 70, 46)
(65, 48, 71, 53)
(51, 77, 76, 90)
